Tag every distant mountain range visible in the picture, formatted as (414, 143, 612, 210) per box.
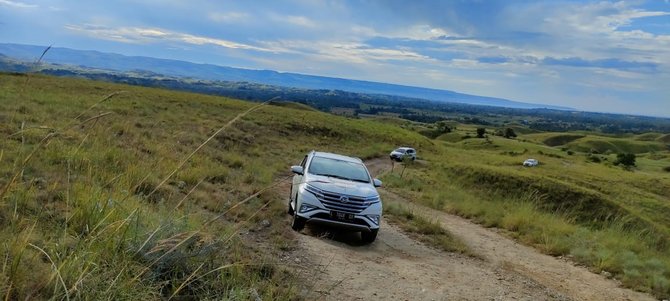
(0, 43, 571, 110)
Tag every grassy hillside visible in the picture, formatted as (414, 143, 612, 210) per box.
(0, 73, 433, 300)
(659, 134, 670, 144)
(523, 132, 668, 154)
(3, 73, 670, 299)
(383, 133, 670, 298)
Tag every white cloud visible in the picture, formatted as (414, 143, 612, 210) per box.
(0, 0, 36, 8)
(65, 24, 271, 52)
(386, 24, 454, 40)
(285, 15, 316, 28)
(537, 2, 670, 58)
(5, 0, 666, 116)
(257, 39, 432, 65)
(269, 14, 317, 28)
(208, 11, 249, 23)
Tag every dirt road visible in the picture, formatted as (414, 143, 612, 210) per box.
(282, 159, 654, 301)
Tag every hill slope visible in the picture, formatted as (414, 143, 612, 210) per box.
(0, 73, 434, 300)
(1, 73, 667, 299)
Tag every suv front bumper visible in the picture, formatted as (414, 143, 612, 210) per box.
(295, 186, 382, 231)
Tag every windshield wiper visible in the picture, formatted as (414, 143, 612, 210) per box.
(314, 173, 351, 181)
(315, 173, 370, 183)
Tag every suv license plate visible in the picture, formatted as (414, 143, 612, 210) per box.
(331, 211, 355, 221)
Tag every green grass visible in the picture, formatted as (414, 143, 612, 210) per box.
(523, 132, 668, 154)
(0, 73, 434, 300)
(565, 136, 666, 154)
(383, 202, 472, 256)
(268, 101, 318, 112)
(382, 134, 670, 298)
(3, 72, 670, 299)
(635, 132, 663, 141)
(658, 134, 670, 144)
(505, 124, 543, 135)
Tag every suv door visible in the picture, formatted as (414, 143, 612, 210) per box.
(408, 149, 416, 159)
(291, 154, 308, 201)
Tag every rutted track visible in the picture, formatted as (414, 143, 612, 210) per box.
(280, 158, 653, 301)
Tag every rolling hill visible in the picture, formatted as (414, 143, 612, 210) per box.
(0, 43, 571, 110)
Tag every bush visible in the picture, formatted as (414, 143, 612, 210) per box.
(476, 128, 486, 138)
(587, 155, 602, 163)
(504, 128, 517, 139)
(663, 166, 670, 173)
(614, 153, 636, 167)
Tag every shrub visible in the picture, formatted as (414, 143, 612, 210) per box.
(476, 128, 486, 138)
(504, 128, 517, 139)
(588, 155, 602, 163)
(614, 153, 636, 167)
(663, 166, 670, 173)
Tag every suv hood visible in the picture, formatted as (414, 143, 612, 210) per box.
(305, 174, 378, 197)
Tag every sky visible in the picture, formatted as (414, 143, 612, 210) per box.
(1, 0, 669, 117)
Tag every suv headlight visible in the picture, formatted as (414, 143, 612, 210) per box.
(299, 203, 318, 213)
(366, 214, 380, 225)
(363, 195, 380, 205)
(304, 184, 324, 199)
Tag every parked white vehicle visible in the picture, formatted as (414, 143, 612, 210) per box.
(289, 151, 383, 243)
(389, 147, 416, 162)
(523, 159, 539, 167)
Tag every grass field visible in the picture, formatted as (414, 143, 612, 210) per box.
(523, 132, 668, 154)
(383, 200, 472, 256)
(2, 73, 670, 299)
(0, 73, 433, 300)
(382, 132, 670, 298)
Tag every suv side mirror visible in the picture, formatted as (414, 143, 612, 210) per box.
(291, 166, 304, 175)
(373, 178, 382, 187)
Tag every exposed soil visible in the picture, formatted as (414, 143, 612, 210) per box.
(280, 158, 654, 301)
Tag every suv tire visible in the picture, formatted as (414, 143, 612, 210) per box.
(292, 214, 306, 231)
(287, 188, 295, 215)
(287, 198, 294, 215)
(361, 229, 378, 244)
(291, 197, 306, 231)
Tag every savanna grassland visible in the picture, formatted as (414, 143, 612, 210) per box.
(0, 73, 434, 300)
(2, 72, 670, 300)
(381, 122, 670, 298)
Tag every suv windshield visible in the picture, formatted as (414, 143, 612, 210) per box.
(394, 148, 406, 153)
(308, 156, 370, 183)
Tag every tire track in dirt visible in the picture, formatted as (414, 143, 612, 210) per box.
(365, 158, 654, 301)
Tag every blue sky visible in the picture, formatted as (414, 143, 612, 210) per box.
(1, 0, 669, 117)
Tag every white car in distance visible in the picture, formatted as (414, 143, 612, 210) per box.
(523, 159, 539, 167)
(389, 147, 416, 162)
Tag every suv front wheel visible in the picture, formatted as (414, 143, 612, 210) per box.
(287, 188, 295, 215)
(291, 197, 306, 231)
(361, 229, 378, 244)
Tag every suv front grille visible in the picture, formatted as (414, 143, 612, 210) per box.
(305, 185, 378, 214)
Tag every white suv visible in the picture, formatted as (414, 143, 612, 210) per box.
(288, 151, 383, 243)
(523, 158, 539, 167)
(389, 147, 416, 162)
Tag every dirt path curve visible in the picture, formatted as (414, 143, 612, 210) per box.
(280, 158, 653, 301)
(364, 158, 654, 301)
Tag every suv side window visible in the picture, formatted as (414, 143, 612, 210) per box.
(299, 155, 308, 168)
